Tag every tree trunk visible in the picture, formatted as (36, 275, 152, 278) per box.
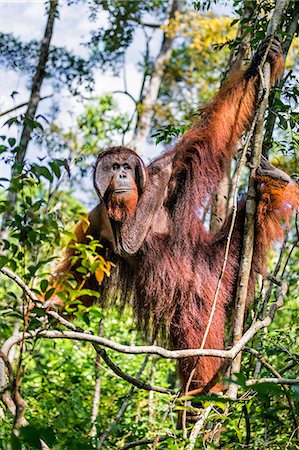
(3, 0, 59, 224)
(227, 0, 291, 400)
(131, 0, 180, 152)
(210, 1, 252, 233)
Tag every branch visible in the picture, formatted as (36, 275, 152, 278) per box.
(112, 90, 137, 106)
(245, 347, 281, 378)
(245, 346, 299, 433)
(0, 351, 14, 391)
(0, 268, 173, 394)
(0, 270, 287, 389)
(3, 0, 59, 224)
(99, 349, 173, 394)
(1, 267, 40, 303)
(0, 95, 53, 117)
(245, 378, 299, 387)
(129, 18, 162, 29)
(1, 269, 288, 359)
(188, 406, 213, 450)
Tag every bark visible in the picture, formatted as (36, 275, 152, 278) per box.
(131, 0, 181, 152)
(210, 1, 252, 232)
(3, 0, 59, 223)
(227, 0, 291, 399)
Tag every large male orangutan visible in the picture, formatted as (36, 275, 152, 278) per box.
(57, 37, 298, 392)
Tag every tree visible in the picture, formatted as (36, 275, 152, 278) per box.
(3, 0, 59, 223)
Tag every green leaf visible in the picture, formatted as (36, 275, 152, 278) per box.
(39, 166, 53, 182)
(40, 279, 49, 293)
(251, 382, 284, 396)
(0, 256, 9, 269)
(4, 117, 18, 127)
(8, 137, 16, 147)
(230, 18, 239, 27)
(49, 161, 61, 178)
(45, 287, 56, 301)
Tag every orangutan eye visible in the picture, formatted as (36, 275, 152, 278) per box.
(123, 163, 130, 170)
(112, 163, 120, 170)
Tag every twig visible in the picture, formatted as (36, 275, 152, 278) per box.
(98, 349, 173, 395)
(0, 95, 53, 117)
(245, 346, 299, 433)
(89, 322, 103, 438)
(0, 267, 40, 303)
(245, 347, 281, 377)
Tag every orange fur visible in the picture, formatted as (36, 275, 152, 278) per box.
(254, 177, 299, 275)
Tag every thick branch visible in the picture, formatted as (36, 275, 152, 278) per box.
(1, 269, 287, 359)
(0, 271, 287, 387)
(1, 303, 286, 361)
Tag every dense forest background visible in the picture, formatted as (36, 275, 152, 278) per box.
(0, 0, 298, 449)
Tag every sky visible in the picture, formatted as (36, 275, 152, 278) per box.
(0, 0, 233, 203)
(0, 1, 162, 155)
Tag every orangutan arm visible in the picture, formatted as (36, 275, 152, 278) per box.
(169, 37, 284, 209)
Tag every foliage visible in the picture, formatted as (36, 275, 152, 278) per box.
(152, 11, 237, 130)
(0, 33, 94, 95)
(78, 95, 131, 151)
(86, 0, 166, 71)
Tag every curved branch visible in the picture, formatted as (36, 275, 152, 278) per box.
(99, 349, 173, 394)
(0, 271, 287, 368)
(112, 90, 138, 106)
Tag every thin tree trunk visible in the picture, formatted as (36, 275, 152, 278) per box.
(210, 1, 252, 232)
(227, 0, 291, 400)
(131, 0, 180, 152)
(3, 0, 58, 224)
(210, 166, 230, 231)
